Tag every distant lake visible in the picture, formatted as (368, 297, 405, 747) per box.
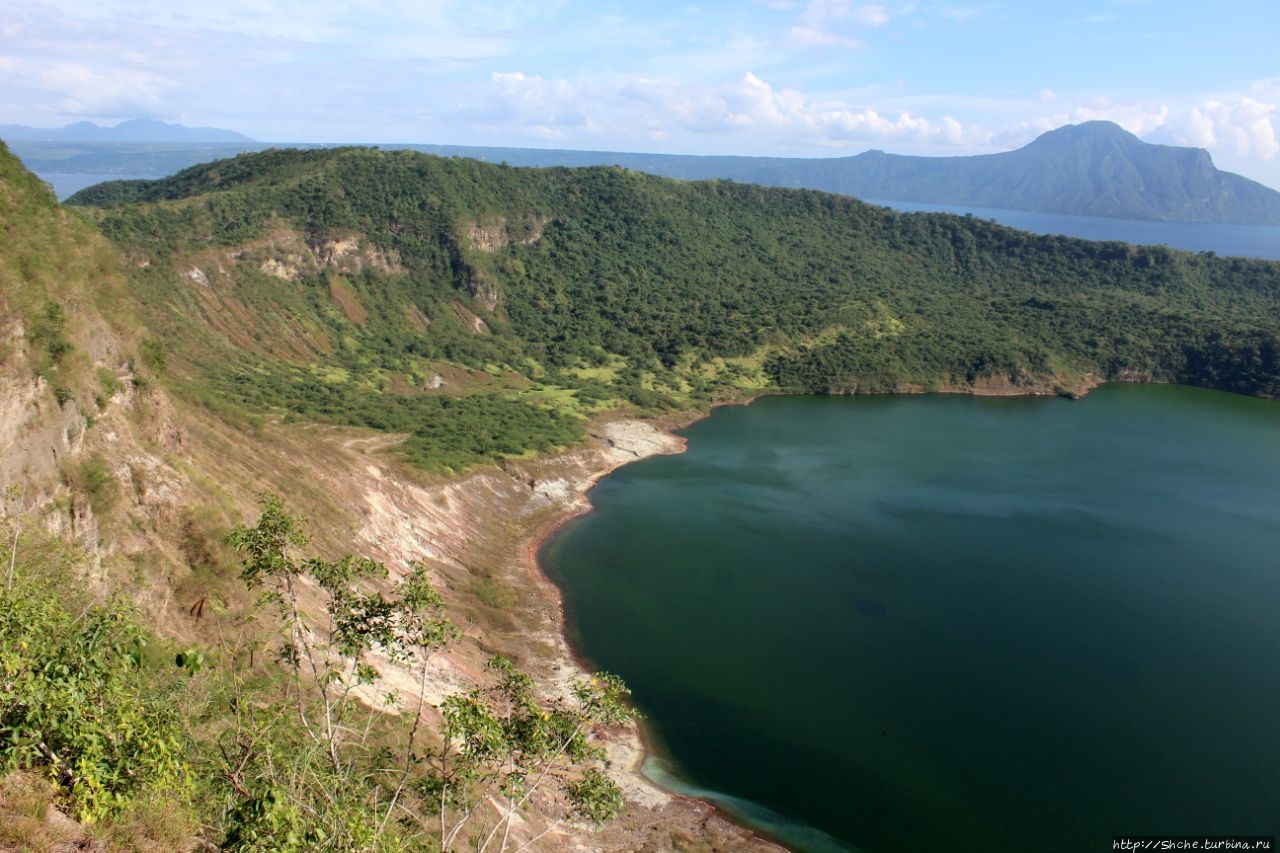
(869, 199, 1280, 260)
(42, 172, 150, 199)
(542, 385, 1280, 852)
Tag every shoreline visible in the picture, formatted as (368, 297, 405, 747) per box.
(512, 380, 1113, 850)
(511, 415, 803, 851)
(333, 400, 782, 850)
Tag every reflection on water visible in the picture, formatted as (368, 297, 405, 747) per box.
(544, 385, 1280, 852)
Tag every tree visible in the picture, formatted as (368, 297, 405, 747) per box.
(220, 494, 635, 852)
(427, 657, 634, 852)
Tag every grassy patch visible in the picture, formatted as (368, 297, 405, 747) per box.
(471, 575, 518, 610)
(63, 453, 117, 515)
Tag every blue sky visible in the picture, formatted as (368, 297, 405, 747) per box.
(2, 0, 1279, 188)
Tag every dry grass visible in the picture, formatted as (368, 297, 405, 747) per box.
(0, 773, 202, 853)
(0, 773, 83, 853)
(95, 796, 201, 853)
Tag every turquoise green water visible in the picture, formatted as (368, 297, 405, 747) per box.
(540, 385, 1280, 852)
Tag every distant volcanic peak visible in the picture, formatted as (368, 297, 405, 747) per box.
(0, 118, 254, 143)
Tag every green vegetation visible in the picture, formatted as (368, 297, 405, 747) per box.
(8, 109, 1280, 853)
(63, 146, 1280, 472)
(0, 535, 194, 830)
(218, 494, 455, 851)
(28, 299, 72, 373)
(0, 140, 155, 419)
(95, 365, 122, 403)
(0, 499, 635, 850)
(62, 453, 117, 515)
(222, 375, 584, 474)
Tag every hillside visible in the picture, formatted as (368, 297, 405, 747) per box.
(812, 121, 1280, 224)
(65, 146, 1280, 475)
(416, 122, 1280, 223)
(0, 142, 780, 851)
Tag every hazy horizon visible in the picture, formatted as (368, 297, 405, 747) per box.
(3, 2, 1278, 189)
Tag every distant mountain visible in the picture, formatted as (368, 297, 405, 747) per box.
(0, 118, 253, 143)
(9, 120, 1280, 224)
(409, 122, 1280, 225)
(804, 122, 1280, 225)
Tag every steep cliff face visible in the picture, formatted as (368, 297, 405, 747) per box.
(0, 142, 131, 556)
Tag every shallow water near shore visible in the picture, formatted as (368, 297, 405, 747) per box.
(541, 385, 1280, 852)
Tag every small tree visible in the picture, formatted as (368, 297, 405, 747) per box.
(428, 657, 635, 852)
(221, 494, 635, 852)
(3, 484, 24, 590)
(221, 494, 454, 850)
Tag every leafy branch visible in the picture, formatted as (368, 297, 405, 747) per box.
(221, 494, 634, 852)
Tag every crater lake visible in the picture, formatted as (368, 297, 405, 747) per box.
(541, 385, 1280, 852)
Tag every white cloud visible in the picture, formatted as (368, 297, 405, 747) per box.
(803, 0, 892, 26)
(4, 1, 1278, 189)
(1153, 96, 1279, 160)
(1044, 92, 1280, 162)
(0, 0, 558, 131)
(785, 1, 892, 48)
(1162, 106, 1216, 149)
(485, 71, 591, 131)
(848, 4, 892, 26)
(1068, 98, 1171, 136)
(38, 62, 174, 116)
(478, 69, 992, 152)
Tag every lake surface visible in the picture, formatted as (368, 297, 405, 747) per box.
(40, 172, 152, 200)
(868, 199, 1280, 260)
(541, 385, 1280, 852)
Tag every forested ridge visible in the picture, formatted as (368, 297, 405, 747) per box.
(70, 145, 1280, 471)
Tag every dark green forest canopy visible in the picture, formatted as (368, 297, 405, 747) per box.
(70, 146, 1280, 468)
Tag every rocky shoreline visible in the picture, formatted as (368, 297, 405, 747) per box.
(504, 418, 790, 852)
(334, 413, 783, 852)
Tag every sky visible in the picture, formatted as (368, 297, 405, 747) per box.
(2, 0, 1279, 188)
